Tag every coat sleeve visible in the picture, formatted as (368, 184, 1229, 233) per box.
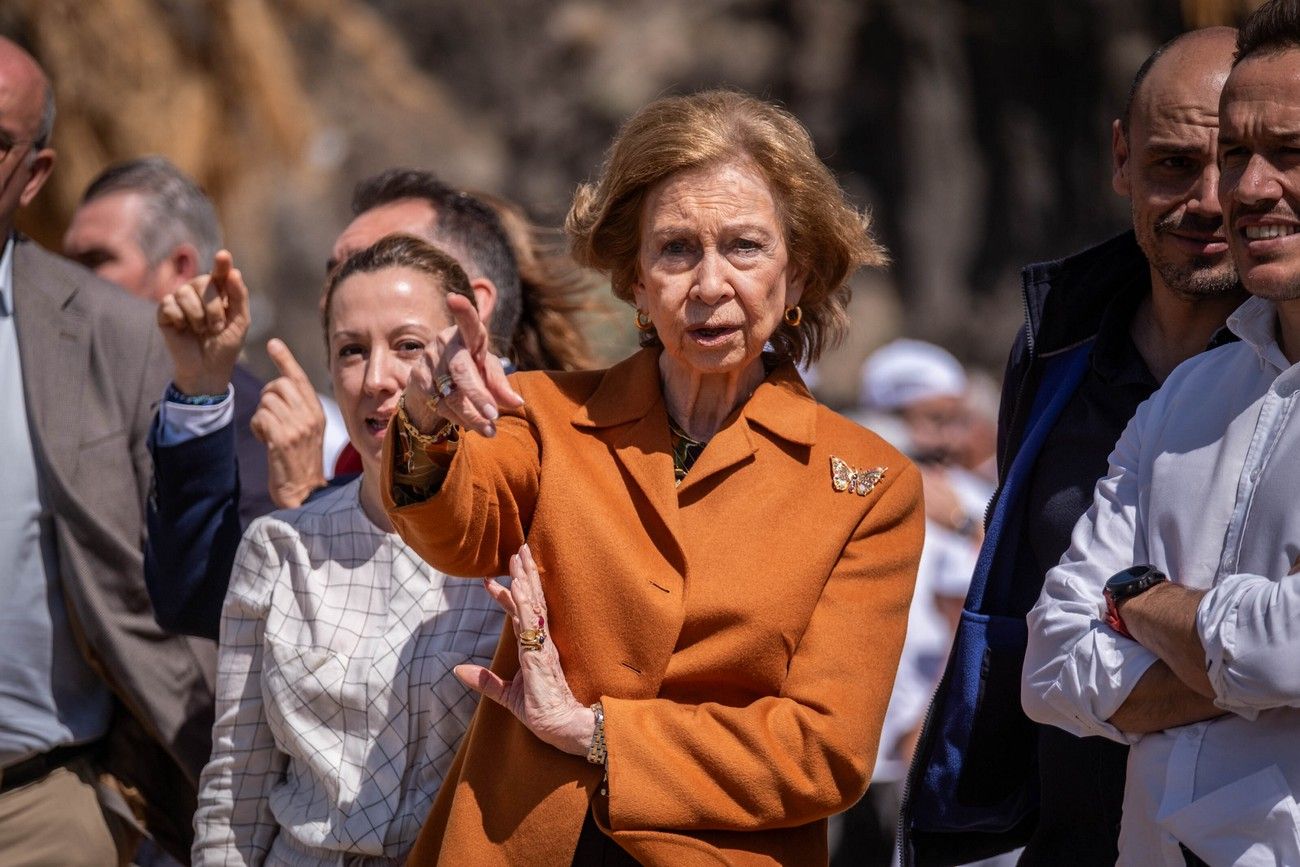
(383, 402, 541, 578)
(1021, 396, 1160, 744)
(192, 521, 287, 865)
(600, 463, 924, 832)
(145, 421, 242, 639)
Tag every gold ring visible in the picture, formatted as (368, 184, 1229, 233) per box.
(434, 373, 456, 399)
(519, 627, 546, 652)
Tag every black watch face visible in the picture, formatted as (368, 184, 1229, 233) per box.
(1106, 565, 1166, 600)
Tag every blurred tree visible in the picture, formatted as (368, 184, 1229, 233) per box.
(0, 0, 506, 389)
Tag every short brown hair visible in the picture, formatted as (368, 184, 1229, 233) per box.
(322, 234, 475, 347)
(566, 89, 886, 365)
(1236, 0, 1300, 66)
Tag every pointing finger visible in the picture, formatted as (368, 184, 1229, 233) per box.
(447, 293, 490, 363)
(209, 250, 232, 293)
(266, 339, 313, 392)
(220, 256, 250, 328)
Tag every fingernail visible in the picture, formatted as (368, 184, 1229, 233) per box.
(482, 403, 499, 420)
(483, 422, 496, 437)
(522, 543, 531, 556)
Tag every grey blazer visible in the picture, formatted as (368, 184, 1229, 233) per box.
(11, 235, 214, 861)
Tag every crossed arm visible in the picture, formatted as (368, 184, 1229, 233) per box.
(1021, 395, 1223, 742)
(1105, 584, 1219, 734)
(1024, 387, 1300, 739)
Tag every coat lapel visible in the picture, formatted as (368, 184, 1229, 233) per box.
(572, 349, 684, 559)
(571, 354, 819, 553)
(676, 359, 818, 497)
(12, 238, 89, 485)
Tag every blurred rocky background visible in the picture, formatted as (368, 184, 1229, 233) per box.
(0, 0, 1265, 406)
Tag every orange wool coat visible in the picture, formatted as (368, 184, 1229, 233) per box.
(382, 347, 924, 866)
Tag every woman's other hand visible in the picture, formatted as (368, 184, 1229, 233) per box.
(455, 544, 596, 757)
(404, 293, 523, 438)
(252, 338, 328, 508)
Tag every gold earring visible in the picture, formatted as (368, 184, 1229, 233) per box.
(635, 309, 654, 332)
(783, 305, 803, 327)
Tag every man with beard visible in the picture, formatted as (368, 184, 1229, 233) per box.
(900, 27, 1244, 866)
(1022, 2, 1300, 860)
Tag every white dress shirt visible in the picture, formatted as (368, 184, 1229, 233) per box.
(1023, 295, 1300, 866)
(193, 479, 503, 866)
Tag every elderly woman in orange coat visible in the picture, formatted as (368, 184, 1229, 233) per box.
(382, 90, 924, 866)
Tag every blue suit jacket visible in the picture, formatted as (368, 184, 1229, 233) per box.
(145, 364, 273, 639)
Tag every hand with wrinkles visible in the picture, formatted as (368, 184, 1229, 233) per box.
(403, 293, 524, 437)
(455, 544, 595, 757)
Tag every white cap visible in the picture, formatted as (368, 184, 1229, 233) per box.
(860, 338, 967, 411)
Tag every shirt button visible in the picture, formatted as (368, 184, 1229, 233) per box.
(1250, 467, 1262, 482)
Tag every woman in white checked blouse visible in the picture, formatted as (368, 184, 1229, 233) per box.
(192, 236, 504, 865)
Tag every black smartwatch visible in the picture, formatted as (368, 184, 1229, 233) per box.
(1102, 565, 1169, 638)
(1104, 565, 1169, 604)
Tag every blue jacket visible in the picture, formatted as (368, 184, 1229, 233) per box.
(144, 365, 273, 639)
(899, 232, 1150, 865)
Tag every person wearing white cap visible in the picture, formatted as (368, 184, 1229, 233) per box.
(832, 339, 985, 865)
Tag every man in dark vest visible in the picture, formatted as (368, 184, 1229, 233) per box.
(901, 26, 1244, 866)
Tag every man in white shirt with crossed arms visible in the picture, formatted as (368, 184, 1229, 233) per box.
(1023, 2, 1300, 863)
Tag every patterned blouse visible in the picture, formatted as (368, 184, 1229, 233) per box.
(192, 480, 503, 866)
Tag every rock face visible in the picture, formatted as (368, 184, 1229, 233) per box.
(0, 0, 1252, 397)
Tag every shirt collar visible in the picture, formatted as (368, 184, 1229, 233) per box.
(0, 233, 14, 318)
(1227, 295, 1293, 374)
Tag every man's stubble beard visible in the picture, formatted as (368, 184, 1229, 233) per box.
(1139, 205, 1241, 301)
(1151, 253, 1240, 301)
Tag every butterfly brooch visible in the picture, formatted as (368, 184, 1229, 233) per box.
(830, 456, 886, 496)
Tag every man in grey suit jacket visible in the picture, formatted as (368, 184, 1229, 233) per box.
(0, 36, 212, 865)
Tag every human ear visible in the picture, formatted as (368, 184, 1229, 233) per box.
(171, 243, 202, 281)
(17, 147, 55, 208)
(470, 276, 498, 327)
(784, 265, 807, 309)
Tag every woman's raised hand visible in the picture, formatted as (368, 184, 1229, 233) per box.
(454, 544, 596, 757)
(404, 293, 524, 437)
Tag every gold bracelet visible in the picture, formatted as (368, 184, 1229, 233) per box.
(587, 701, 607, 766)
(396, 393, 458, 448)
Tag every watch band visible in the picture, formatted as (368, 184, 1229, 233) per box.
(1103, 565, 1169, 639)
(587, 701, 607, 766)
